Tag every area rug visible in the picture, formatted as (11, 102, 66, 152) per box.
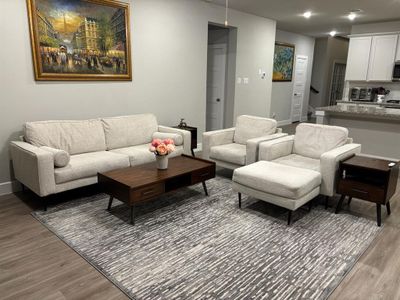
(33, 177, 381, 300)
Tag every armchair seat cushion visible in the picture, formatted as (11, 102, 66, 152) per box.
(210, 143, 246, 166)
(54, 151, 130, 184)
(110, 144, 184, 167)
(273, 154, 320, 172)
(233, 161, 321, 200)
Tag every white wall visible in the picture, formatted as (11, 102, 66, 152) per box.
(310, 37, 349, 108)
(270, 30, 315, 124)
(0, 0, 276, 188)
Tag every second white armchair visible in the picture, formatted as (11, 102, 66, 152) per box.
(202, 115, 287, 169)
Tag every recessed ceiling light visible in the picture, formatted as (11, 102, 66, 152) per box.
(348, 12, 356, 21)
(303, 11, 312, 19)
(330, 31, 337, 37)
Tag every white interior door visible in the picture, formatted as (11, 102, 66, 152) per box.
(291, 55, 308, 123)
(206, 44, 227, 131)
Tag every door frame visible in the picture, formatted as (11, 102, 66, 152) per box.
(206, 43, 228, 131)
(328, 59, 347, 106)
(290, 55, 308, 123)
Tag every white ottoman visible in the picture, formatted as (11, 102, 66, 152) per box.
(232, 161, 322, 224)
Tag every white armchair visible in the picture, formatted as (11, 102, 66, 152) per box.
(259, 123, 361, 198)
(202, 115, 287, 169)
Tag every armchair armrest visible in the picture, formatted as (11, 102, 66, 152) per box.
(10, 141, 56, 197)
(158, 125, 191, 155)
(246, 133, 288, 164)
(259, 135, 295, 161)
(202, 128, 235, 160)
(320, 143, 362, 196)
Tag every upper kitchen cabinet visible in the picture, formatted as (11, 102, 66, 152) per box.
(396, 37, 400, 61)
(367, 34, 398, 81)
(345, 37, 372, 81)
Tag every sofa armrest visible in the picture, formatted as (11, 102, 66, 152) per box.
(259, 135, 295, 161)
(246, 133, 288, 164)
(202, 128, 235, 160)
(10, 141, 56, 197)
(158, 125, 191, 155)
(320, 143, 362, 196)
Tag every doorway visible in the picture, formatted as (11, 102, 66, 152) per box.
(329, 61, 347, 105)
(206, 24, 237, 131)
(291, 55, 309, 123)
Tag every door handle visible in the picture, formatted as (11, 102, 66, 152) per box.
(216, 98, 221, 102)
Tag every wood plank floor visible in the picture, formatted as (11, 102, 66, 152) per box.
(0, 179, 399, 300)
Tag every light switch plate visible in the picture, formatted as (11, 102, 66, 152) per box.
(243, 77, 249, 84)
(237, 77, 242, 84)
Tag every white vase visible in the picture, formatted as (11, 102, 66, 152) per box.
(156, 155, 168, 170)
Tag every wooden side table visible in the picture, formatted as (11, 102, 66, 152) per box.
(173, 125, 197, 156)
(336, 155, 399, 226)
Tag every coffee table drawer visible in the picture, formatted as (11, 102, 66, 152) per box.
(191, 167, 215, 184)
(131, 183, 165, 202)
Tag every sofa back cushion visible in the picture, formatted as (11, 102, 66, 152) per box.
(102, 114, 158, 150)
(233, 115, 277, 145)
(24, 119, 106, 155)
(293, 123, 349, 159)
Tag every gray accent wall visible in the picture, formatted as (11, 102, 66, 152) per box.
(0, 0, 276, 187)
(270, 30, 315, 123)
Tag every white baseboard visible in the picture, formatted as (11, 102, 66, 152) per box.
(195, 143, 202, 152)
(277, 119, 292, 126)
(0, 180, 22, 196)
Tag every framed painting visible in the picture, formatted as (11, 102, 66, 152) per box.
(273, 42, 295, 82)
(27, 0, 132, 81)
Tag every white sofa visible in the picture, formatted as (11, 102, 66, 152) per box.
(232, 123, 361, 224)
(202, 115, 287, 169)
(10, 114, 191, 199)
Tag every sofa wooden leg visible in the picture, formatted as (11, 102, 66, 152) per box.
(43, 198, 48, 212)
(335, 195, 345, 214)
(238, 193, 242, 208)
(308, 200, 313, 212)
(287, 210, 292, 225)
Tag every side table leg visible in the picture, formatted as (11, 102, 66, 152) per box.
(191, 149, 195, 157)
(347, 197, 353, 205)
(335, 195, 345, 214)
(130, 206, 135, 225)
(386, 201, 391, 215)
(377, 204, 382, 227)
(107, 196, 114, 211)
(202, 182, 209, 196)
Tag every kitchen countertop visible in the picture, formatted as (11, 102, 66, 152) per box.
(316, 104, 400, 121)
(336, 100, 400, 108)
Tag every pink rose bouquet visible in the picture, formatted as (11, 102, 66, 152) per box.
(149, 138, 176, 156)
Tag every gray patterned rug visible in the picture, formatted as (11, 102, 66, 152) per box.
(33, 177, 381, 300)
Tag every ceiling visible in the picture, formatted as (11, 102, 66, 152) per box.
(208, 0, 400, 37)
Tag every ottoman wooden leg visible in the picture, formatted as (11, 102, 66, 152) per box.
(238, 193, 242, 208)
(287, 210, 292, 225)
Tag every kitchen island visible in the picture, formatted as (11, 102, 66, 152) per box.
(316, 102, 400, 160)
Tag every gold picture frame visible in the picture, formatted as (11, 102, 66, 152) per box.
(273, 42, 295, 82)
(27, 0, 132, 81)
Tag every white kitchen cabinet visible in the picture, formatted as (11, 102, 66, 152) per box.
(367, 34, 398, 81)
(345, 37, 372, 81)
(396, 35, 400, 61)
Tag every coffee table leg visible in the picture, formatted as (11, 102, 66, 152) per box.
(202, 182, 208, 196)
(386, 201, 391, 215)
(130, 206, 135, 225)
(107, 196, 114, 211)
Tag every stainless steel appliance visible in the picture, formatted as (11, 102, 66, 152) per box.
(358, 88, 372, 101)
(350, 87, 360, 100)
(393, 62, 400, 81)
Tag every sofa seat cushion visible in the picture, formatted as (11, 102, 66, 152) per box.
(110, 144, 184, 167)
(273, 154, 320, 172)
(210, 143, 246, 166)
(54, 151, 130, 184)
(233, 161, 321, 200)
(24, 119, 106, 155)
(293, 123, 348, 159)
(102, 114, 158, 150)
(233, 115, 277, 145)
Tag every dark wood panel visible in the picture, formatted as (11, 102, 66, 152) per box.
(338, 179, 386, 204)
(130, 183, 165, 204)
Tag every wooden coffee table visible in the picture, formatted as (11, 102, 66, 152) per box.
(98, 155, 216, 225)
